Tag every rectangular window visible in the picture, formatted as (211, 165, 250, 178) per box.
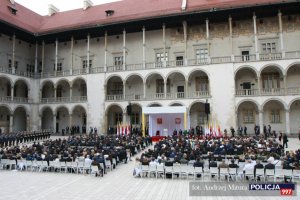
(156, 79, 164, 93)
(176, 56, 184, 66)
(131, 113, 140, 125)
(155, 52, 168, 67)
(26, 64, 34, 73)
(241, 51, 250, 61)
(243, 110, 254, 123)
(53, 62, 63, 71)
(8, 59, 18, 70)
(115, 113, 122, 124)
(83, 60, 92, 69)
(114, 56, 123, 70)
(262, 42, 276, 53)
(196, 48, 208, 63)
(270, 110, 280, 123)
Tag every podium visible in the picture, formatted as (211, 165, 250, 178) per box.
(163, 128, 168, 136)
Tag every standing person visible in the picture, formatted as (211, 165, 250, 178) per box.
(254, 125, 260, 136)
(230, 127, 235, 137)
(279, 131, 283, 142)
(283, 133, 288, 149)
(239, 126, 243, 136)
(268, 125, 271, 137)
(263, 125, 267, 138)
(243, 125, 247, 136)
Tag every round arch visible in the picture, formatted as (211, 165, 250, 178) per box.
(144, 71, 165, 82)
(40, 106, 54, 116)
(71, 77, 86, 87)
(55, 78, 71, 88)
(14, 78, 30, 89)
(13, 105, 29, 115)
(55, 106, 70, 115)
(168, 102, 184, 106)
(0, 75, 13, 86)
(187, 68, 210, 81)
(286, 61, 300, 75)
(234, 65, 259, 77)
(236, 99, 261, 112)
(105, 103, 124, 116)
(40, 80, 55, 89)
(147, 102, 163, 107)
(259, 63, 285, 76)
(261, 98, 287, 110)
(0, 104, 13, 115)
(13, 106, 27, 131)
(124, 73, 144, 83)
(166, 70, 187, 81)
(105, 74, 124, 85)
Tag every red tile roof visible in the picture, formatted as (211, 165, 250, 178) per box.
(0, 0, 291, 34)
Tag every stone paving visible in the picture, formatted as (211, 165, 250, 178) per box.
(0, 137, 299, 200)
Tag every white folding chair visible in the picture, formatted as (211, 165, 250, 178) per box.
(164, 166, 173, 178)
(83, 161, 91, 174)
(209, 167, 219, 180)
(24, 160, 33, 171)
(229, 167, 238, 181)
(149, 164, 157, 178)
(172, 163, 181, 179)
(265, 169, 275, 182)
(194, 166, 203, 180)
(293, 169, 300, 181)
(77, 161, 84, 174)
(156, 164, 165, 179)
(255, 168, 265, 182)
(275, 168, 284, 182)
(90, 165, 100, 177)
(60, 161, 67, 173)
(141, 165, 149, 178)
(105, 160, 112, 171)
(0, 159, 9, 170)
(283, 169, 293, 182)
(180, 164, 189, 179)
(219, 168, 229, 181)
(244, 168, 255, 181)
(53, 161, 61, 173)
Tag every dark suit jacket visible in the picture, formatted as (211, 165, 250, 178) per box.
(194, 161, 204, 169)
(264, 163, 275, 172)
(229, 163, 239, 168)
(165, 161, 173, 167)
(209, 161, 217, 168)
(254, 163, 264, 176)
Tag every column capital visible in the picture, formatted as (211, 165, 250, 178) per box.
(285, 109, 290, 113)
(228, 15, 232, 21)
(278, 9, 282, 16)
(253, 12, 256, 18)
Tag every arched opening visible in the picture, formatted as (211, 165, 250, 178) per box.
(187, 70, 210, 98)
(13, 107, 27, 131)
(42, 81, 55, 99)
(237, 101, 259, 134)
(41, 107, 53, 131)
(56, 80, 70, 100)
(0, 77, 12, 99)
(106, 76, 123, 100)
(14, 79, 29, 101)
(290, 100, 300, 133)
(189, 102, 206, 128)
(170, 103, 183, 106)
(72, 105, 87, 133)
(145, 73, 165, 100)
(263, 100, 285, 132)
(106, 105, 123, 131)
(286, 64, 300, 95)
(260, 65, 284, 95)
(235, 67, 258, 96)
(72, 78, 87, 98)
(166, 72, 186, 98)
(125, 75, 143, 100)
(56, 107, 69, 134)
(0, 105, 11, 133)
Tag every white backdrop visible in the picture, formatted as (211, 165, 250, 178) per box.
(149, 113, 184, 136)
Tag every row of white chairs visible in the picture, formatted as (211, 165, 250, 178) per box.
(139, 163, 300, 182)
(0, 158, 117, 175)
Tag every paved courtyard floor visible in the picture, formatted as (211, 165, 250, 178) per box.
(0, 137, 299, 200)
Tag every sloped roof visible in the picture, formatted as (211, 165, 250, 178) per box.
(0, 0, 292, 34)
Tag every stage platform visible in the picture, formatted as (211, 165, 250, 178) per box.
(151, 136, 166, 142)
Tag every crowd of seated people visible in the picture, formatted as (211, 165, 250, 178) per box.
(0, 133, 152, 177)
(134, 134, 300, 181)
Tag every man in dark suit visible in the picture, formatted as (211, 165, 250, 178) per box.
(283, 160, 294, 182)
(194, 157, 204, 178)
(229, 159, 239, 169)
(209, 158, 217, 169)
(254, 160, 264, 180)
(283, 134, 288, 148)
(264, 160, 275, 180)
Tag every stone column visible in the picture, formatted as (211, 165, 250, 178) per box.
(283, 75, 287, 95)
(104, 31, 108, 72)
(55, 38, 58, 75)
(259, 110, 264, 134)
(257, 75, 261, 95)
(69, 113, 73, 129)
(229, 16, 234, 62)
(123, 81, 126, 100)
(12, 34, 16, 74)
(143, 81, 146, 99)
(41, 41, 45, 77)
(53, 115, 56, 133)
(278, 10, 285, 58)
(162, 24, 166, 67)
(26, 115, 30, 131)
(11, 87, 14, 101)
(70, 86, 73, 102)
(123, 29, 126, 70)
(253, 13, 259, 60)
(87, 34, 90, 73)
(205, 19, 211, 63)
(183, 21, 188, 65)
(39, 115, 42, 131)
(285, 109, 290, 134)
(9, 115, 13, 133)
(185, 80, 188, 98)
(164, 79, 167, 98)
(54, 87, 57, 100)
(142, 26, 146, 69)
(70, 36, 74, 75)
(34, 41, 38, 73)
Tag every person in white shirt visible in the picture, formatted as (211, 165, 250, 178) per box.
(243, 160, 254, 180)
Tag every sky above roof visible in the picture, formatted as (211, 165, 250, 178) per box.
(15, 0, 119, 15)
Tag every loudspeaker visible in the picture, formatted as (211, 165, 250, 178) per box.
(205, 103, 210, 114)
(127, 104, 132, 115)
